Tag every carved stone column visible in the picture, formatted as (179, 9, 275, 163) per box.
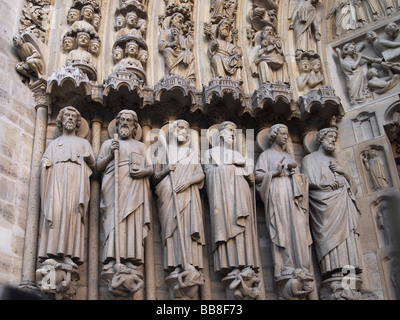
(141, 118, 157, 300)
(87, 114, 103, 300)
(18, 83, 49, 295)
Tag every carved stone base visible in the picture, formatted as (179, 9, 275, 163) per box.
(36, 257, 80, 300)
(165, 265, 205, 300)
(221, 267, 262, 300)
(101, 261, 144, 299)
(319, 276, 363, 300)
(275, 269, 315, 300)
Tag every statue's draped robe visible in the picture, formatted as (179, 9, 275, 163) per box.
(208, 38, 243, 80)
(158, 28, 195, 80)
(154, 146, 205, 271)
(301, 152, 363, 277)
(204, 147, 260, 273)
(256, 148, 313, 279)
(291, 1, 319, 53)
(39, 135, 95, 265)
(99, 139, 151, 265)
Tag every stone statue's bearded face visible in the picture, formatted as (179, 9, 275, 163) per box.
(321, 131, 337, 154)
(220, 124, 235, 146)
(62, 110, 78, 133)
(174, 121, 189, 143)
(118, 113, 137, 139)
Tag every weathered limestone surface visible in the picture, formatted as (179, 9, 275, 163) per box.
(0, 0, 399, 300)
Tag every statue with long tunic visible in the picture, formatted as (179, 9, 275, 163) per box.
(255, 124, 316, 300)
(301, 128, 365, 299)
(37, 106, 95, 298)
(158, 12, 195, 82)
(206, 18, 243, 81)
(151, 120, 205, 300)
(203, 121, 261, 299)
(289, 0, 322, 54)
(97, 110, 153, 297)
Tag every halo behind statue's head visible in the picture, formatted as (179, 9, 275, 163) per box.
(54, 106, 90, 139)
(107, 110, 143, 140)
(256, 124, 295, 158)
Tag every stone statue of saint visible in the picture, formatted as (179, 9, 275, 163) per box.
(151, 120, 205, 279)
(289, 0, 322, 54)
(251, 28, 288, 84)
(13, 34, 44, 85)
(203, 121, 260, 278)
(301, 128, 364, 285)
(327, 0, 358, 37)
(362, 147, 389, 189)
(255, 124, 315, 299)
(38, 106, 95, 270)
(97, 110, 153, 274)
(158, 12, 195, 82)
(207, 18, 243, 81)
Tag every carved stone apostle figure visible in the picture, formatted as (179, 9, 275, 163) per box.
(289, 0, 322, 54)
(97, 110, 153, 290)
(158, 12, 195, 82)
(151, 120, 205, 299)
(13, 34, 44, 85)
(255, 124, 316, 300)
(301, 128, 365, 298)
(362, 147, 389, 189)
(37, 106, 95, 297)
(203, 122, 260, 295)
(207, 18, 243, 81)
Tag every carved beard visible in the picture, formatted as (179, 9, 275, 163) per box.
(119, 126, 133, 139)
(321, 140, 335, 154)
(64, 121, 76, 133)
(219, 27, 230, 38)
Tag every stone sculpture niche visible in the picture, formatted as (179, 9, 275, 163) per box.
(36, 106, 95, 300)
(203, 122, 263, 300)
(361, 146, 390, 191)
(255, 124, 316, 300)
(97, 110, 153, 300)
(151, 120, 206, 300)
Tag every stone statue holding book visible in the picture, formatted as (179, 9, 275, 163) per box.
(97, 110, 153, 293)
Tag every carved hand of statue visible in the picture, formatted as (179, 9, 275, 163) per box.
(287, 163, 298, 176)
(272, 162, 285, 178)
(110, 140, 119, 157)
(329, 180, 341, 190)
(329, 161, 345, 175)
(43, 158, 53, 168)
(232, 157, 245, 167)
(174, 180, 191, 194)
(245, 173, 255, 186)
(130, 168, 150, 179)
